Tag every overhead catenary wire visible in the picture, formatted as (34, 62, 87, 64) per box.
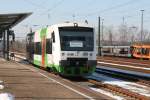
(23, 0, 48, 10)
(65, 0, 140, 25)
(23, 0, 65, 16)
(21, 0, 65, 27)
(40, 0, 65, 15)
(22, 0, 147, 28)
(23, 0, 141, 23)
(82, 0, 140, 17)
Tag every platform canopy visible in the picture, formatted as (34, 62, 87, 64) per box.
(0, 12, 32, 38)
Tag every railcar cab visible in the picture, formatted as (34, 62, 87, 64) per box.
(46, 22, 97, 76)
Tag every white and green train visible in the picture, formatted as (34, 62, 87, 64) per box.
(26, 22, 97, 77)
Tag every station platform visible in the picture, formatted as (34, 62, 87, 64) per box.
(0, 58, 107, 100)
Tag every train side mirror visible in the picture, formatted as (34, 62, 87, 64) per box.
(51, 32, 55, 43)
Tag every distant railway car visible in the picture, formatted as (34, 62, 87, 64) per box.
(101, 46, 132, 57)
(132, 44, 150, 59)
(26, 22, 97, 77)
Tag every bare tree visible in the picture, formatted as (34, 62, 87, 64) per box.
(142, 29, 150, 43)
(147, 32, 150, 42)
(108, 29, 113, 45)
(106, 26, 114, 45)
(118, 24, 129, 45)
(128, 26, 138, 44)
(10, 39, 26, 53)
(102, 26, 114, 45)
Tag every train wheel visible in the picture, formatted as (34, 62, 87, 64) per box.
(46, 67, 52, 72)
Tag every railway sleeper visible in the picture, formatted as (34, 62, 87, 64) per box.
(88, 79, 150, 100)
(96, 69, 150, 87)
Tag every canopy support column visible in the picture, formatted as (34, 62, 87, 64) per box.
(6, 29, 10, 60)
(3, 30, 6, 58)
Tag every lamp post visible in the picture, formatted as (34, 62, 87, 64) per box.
(140, 10, 144, 43)
(140, 10, 144, 59)
(98, 16, 101, 56)
(101, 19, 104, 43)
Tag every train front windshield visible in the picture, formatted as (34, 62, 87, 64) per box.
(59, 27, 94, 51)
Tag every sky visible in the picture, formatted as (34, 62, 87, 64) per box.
(0, 0, 150, 38)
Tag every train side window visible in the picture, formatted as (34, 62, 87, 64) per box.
(120, 48, 125, 54)
(34, 42, 41, 55)
(52, 32, 55, 43)
(146, 48, 149, 55)
(130, 46, 134, 53)
(142, 48, 147, 55)
(46, 39, 52, 54)
(137, 48, 141, 54)
(143, 48, 149, 55)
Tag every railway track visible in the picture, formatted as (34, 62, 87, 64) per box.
(95, 68, 150, 87)
(88, 79, 150, 100)
(97, 58, 150, 68)
(70, 70, 150, 100)
(97, 56, 150, 67)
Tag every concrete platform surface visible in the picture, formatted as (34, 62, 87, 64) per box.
(0, 58, 107, 100)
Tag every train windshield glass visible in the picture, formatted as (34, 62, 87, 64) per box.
(59, 27, 94, 51)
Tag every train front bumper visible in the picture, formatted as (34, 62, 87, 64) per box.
(59, 60, 97, 76)
(59, 60, 97, 67)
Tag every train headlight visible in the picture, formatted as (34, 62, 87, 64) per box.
(89, 53, 93, 56)
(67, 53, 74, 56)
(83, 52, 88, 56)
(61, 53, 65, 56)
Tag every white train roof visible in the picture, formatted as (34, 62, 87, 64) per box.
(49, 22, 93, 28)
(33, 22, 94, 33)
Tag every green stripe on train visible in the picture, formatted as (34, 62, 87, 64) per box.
(40, 28, 47, 38)
(34, 60, 41, 67)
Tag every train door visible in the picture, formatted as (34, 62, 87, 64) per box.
(141, 47, 150, 59)
(130, 46, 134, 57)
(33, 30, 42, 66)
(46, 38, 52, 65)
(131, 46, 138, 58)
(46, 31, 55, 67)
